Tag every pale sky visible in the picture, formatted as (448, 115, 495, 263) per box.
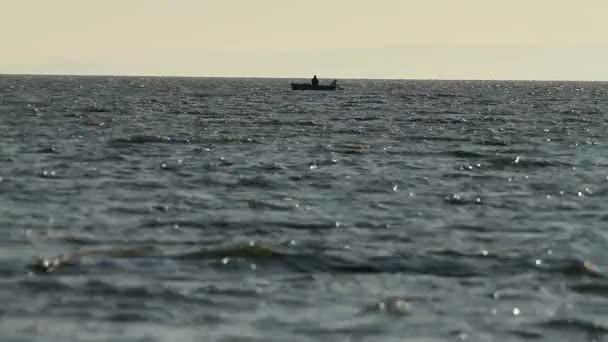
(1, 0, 607, 80)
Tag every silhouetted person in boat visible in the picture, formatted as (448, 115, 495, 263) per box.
(311, 75, 319, 87)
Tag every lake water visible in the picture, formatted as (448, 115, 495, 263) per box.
(1, 75, 607, 341)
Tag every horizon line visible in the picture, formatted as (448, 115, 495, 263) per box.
(1, 72, 606, 83)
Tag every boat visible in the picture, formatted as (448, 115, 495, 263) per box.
(291, 80, 339, 91)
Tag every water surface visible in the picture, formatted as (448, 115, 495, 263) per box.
(1, 75, 607, 341)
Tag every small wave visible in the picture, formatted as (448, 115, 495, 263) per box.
(352, 116, 379, 122)
(408, 135, 471, 143)
(235, 175, 284, 190)
(360, 296, 411, 316)
(106, 312, 160, 323)
(473, 138, 510, 146)
(212, 135, 261, 144)
(37, 146, 59, 154)
(474, 100, 502, 105)
(329, 128, 368, 135)
(292, 323, 387, 338)
(174, 243, 286, 261)
(535, 318, 608, 334)
(476, 116, 510, 124)
(264, 220, 339, 230)
(293, 120, 323, 127)
(446, 150, 486, 158)
(247, 199, 296, 211)
(485, 155, 574, 170)
(28, 246, 161, 274)
(99, 180, 167, 191)
(444, 193, 483, 206)
(23, 241, 607, 288)
(328, 143, 370, 155)
(195, 284, 263, 298)
(81, 279, 209, 304)
(429, 248, 498, 259)
(319, 253, 486, 277)
(540, 259, 604, 278)
(80, 105, 114, 113)
(109, 135, 192, 145)
(404, 116, 469, 124)
(507, 329, 545, 340)
(27, 242, 493, 277)
(435, 93, 460, 98)
(251, 162, 286, 171)
(252, 118, 283, 126)
(58, 236, 109, 246)
(570, 282, 608, 297)
(19, 278, 73, 292)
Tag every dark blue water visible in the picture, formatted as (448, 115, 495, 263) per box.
(1, 75, 608, 341)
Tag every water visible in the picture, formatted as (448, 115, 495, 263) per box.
(1, 75, 607, 341)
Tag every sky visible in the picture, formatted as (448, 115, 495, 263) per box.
(1, 0, 608, 80)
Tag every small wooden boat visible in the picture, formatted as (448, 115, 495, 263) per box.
(291, 80, 338, 91)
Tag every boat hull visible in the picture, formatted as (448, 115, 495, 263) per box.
(290, 83, 337, 91)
